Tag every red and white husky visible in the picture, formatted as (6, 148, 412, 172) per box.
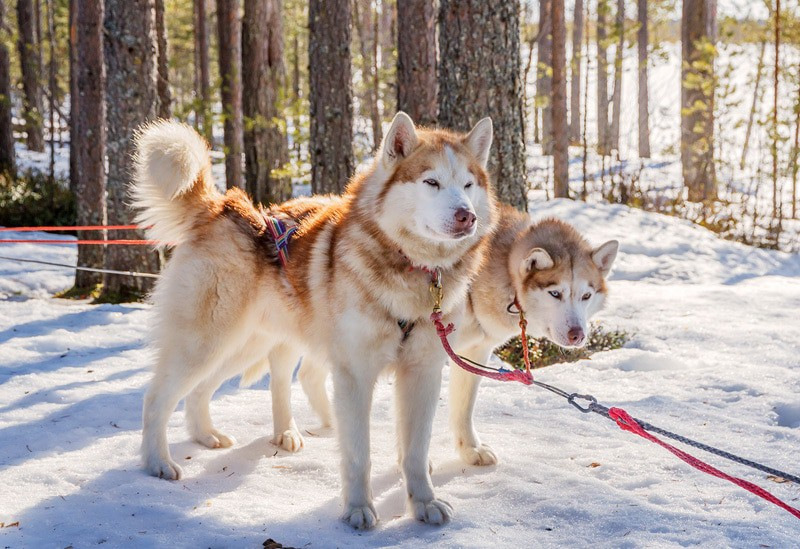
(134, 113, 498, 529)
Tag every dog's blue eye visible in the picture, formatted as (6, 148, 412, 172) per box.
(424, 179, 440, 189)
(465, 182, 473, 189)
(582, 292, 592, 301)
(548, 290, 561, 299)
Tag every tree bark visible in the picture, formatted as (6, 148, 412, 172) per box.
(217, 0, 244, 189)
(155, 0, 171, 119)
(74, 0, 106, 288)
(609, 0, 624, 152)
(681, 0, 717, 201)
(772, 0, 780, 220)
(309, 0, 353, 194)
(741, 38, 766, 170)
(637, 0, 651, 158)
(0, 0, 16, 175)
(552, 0, 568, 198)
(597, 0, 610, 155)
(396, 0, 437, 126)
(17, 0, 45, 151)
(568, 0, 583, 145)
(439, 0, 526, 210)
(243, 0, 290, 204)
(68, 0, 77, 191)
(537, 0, 553, 154)
(104, 0, 160, 297)
(378, 0, 395, 117)
(194, 0, 211, 140)
(353, 0, 382, 150)
(45, 0, 56, 180)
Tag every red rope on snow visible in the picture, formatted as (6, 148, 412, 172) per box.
(607, 407, 800, 520)
(0, 224, 143, 232)
(0, 239, 160, 245)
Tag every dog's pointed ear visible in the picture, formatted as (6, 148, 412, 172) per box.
(520, 247, 554, 277)
(463, 117, 493, 168)
(380, 112, 418, 169)
(592, 240, 619, 276)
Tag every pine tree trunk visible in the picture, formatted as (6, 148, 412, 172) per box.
(537, 0, 553, 154)
(45, 0, 56, 180)
(597, 0, 610, 155)
(155, 0, 171, 119)
(439, 0, 526, 210)
(243, 0, 290, 204)
(741, 38, 766, 170)
(309, 0, 353, 194)
(681, 0, 716, 201)
(552, 0, 569, 198)
(17, 0, 45, 151)
(0, 0, 16, 175)
(397, 0, 437, 126)
(378, 0, 395, 117)
(195, 0, 211, 140)
(68, 0, 77, 191)
(217, 0, 244, 189)
(103, 0, 160, 297)
(636, 0, 651, 158)
(792, 76, 799, 219)
(772, 0, 780, 221)
(371, 4, 382, 146)
(74, 0, 106, 289)
(568, 0, 583, 145)
(609, 0, 624, 153)
(353, 0, 381, 150)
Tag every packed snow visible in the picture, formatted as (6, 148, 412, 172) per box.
(1, 197, 798, 547)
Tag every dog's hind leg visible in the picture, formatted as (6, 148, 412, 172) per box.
(268, 344, 304, 452)
(298, 358, 332, 428)
(396, 359, 453, 526)
(185, 368, 237, 449)
(449, 344, 497, 466)
(142, 346, 218, 480)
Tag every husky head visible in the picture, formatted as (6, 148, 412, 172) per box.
(509, 220, 618, 348)
(369, 112, 496, 266)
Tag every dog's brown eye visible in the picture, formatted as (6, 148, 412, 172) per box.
(424, 178, 440, 189)
(582, 292, 592, 301)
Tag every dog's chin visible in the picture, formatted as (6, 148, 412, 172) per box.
(422, 225, 477, 243)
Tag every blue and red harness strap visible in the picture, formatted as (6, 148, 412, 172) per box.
(264, 215, 298, 269)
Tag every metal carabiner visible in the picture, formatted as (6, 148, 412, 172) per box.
(567, 393, 598, 414)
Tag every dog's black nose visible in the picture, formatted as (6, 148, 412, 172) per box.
(453, 208, 476, 232)
(567, 327, 585, 345)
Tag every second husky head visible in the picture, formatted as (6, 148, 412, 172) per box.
(509, 220, 618, 348)
(367, 112, 497, 266)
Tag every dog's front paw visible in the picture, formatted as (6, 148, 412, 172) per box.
(273, 429, 304, 452)
(195, 429, 235, 449)
(410, 498, 453, 525)
(144, 456, 183, 480)
(458, 442, 498, 466)
(341, 503, 378, 530)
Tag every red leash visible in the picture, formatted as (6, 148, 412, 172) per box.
(0, 239, 159, 245)
(0, 224, 142, 232)
(608, 408, 800, 520)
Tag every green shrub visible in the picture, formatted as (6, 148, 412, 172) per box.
(495, 323, 629, 371)
(0, 170, 75, 230)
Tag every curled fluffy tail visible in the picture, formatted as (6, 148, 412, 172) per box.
(132, 120, 219, 247)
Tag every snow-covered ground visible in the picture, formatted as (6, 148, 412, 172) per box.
(1, 198, 799, 547)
